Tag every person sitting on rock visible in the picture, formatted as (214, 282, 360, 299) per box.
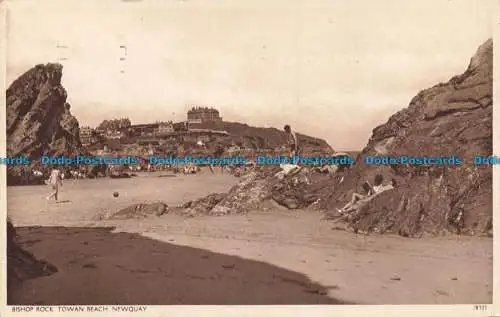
(337, 181, 374, 214)
(337, 174, 395, 214)
(372, 174, 394, 194)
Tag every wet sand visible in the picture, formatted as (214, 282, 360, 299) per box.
(7, 171, 493, 305)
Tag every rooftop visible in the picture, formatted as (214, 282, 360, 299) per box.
(188, 106, 219, 113)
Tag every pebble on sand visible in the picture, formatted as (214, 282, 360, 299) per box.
(390, 275, 402, 281)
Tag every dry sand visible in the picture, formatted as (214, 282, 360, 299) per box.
(7, 170, 493, 305)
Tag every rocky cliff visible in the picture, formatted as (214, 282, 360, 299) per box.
(7, 220, 58, 302)
(6, 63, 82, 184)
(322, 39, 493, 236)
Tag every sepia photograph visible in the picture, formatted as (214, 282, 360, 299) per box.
(2, 0, 495, 312)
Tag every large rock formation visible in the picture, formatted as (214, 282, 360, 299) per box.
(103, 202, 169, 220)
(7, 220, 58, 297)
(321, 39, 493, 236)
(176, 165, 330, 216)
(6, 63, 82, 184)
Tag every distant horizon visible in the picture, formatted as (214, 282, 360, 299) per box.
(5, 0, 492, 151)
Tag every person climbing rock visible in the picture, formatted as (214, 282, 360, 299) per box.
(284, 124, 300, 157)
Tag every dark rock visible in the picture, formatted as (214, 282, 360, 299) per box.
(82, 263, 98, 269)
(6, 63, 83, 185)
(273, 197, 299, 209)
(7, 220, 58, 289)
(390, 275, 402, 281)
(109, 202, 169, 219)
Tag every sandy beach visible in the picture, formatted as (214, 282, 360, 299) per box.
(7, 171, 493, 305)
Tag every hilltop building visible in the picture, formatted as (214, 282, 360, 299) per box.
(187, 106, 222, 124)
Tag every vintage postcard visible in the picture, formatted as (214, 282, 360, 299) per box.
(0, 0, 497, 316)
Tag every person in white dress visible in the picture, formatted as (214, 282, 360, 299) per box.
(46, 168, 63, 201)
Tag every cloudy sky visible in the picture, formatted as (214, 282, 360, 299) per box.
(5, 0, 492, 150)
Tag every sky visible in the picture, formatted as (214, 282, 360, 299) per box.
(4, 0, 492, 150)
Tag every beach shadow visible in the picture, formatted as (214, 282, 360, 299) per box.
(55, 200, 71, 204)
(8, 226, 351, 305)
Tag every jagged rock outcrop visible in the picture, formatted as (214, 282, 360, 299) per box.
(7, 220, 58, 293)
(321, 39, 493, 237)
(6, 63, 82, 185)
(176, 169, 273, 216)
(177, 166, 330, 216)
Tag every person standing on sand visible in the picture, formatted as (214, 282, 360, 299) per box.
(21, 165, 30, 185)
(46, 167, 63, 201)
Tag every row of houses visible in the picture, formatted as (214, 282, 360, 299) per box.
(80, 121, 230, 147)
(80, 122, 176, 146)
(81, 106, 225, 145)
